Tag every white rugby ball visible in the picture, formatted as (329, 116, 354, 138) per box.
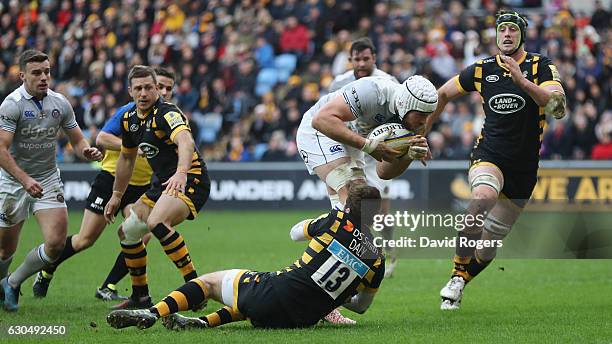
(367, 123, 416, 153)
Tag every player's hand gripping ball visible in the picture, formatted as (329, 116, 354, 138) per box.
(368, 123, 417, 156)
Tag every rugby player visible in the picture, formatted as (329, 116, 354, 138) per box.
(425, 10, 566, 310)
(106, 183, 385, 330)
(328, 37, 400, 278)
(32, 67, 176, 301)
(0, 50, 103, 312)
(104, 65, 210, 309)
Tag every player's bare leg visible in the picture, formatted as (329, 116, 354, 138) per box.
(33, 209, 112, 297)
(4, 208, 67, 311)
(441, 164, 503, 310)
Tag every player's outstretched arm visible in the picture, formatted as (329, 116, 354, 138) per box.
(424, 76, 465, 135)
(96, 131, 122, 151)
(343, 290, 377, 314)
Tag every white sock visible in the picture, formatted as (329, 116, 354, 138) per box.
(8, 244, 55, 288)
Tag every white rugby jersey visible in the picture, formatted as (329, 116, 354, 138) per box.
(0, 85, 77, 180)
(298, 76, 401, 138)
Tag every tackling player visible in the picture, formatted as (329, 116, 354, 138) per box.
(32, 67, 176, 301)
(0, 50, 103, 312)
(328, 37, 400, 278)
(104, 65, 210, 309)
(107, 183, 385, 330)
(425, 10, 566, 310)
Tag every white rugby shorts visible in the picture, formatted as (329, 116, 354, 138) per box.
(0, 169, 66, 227)
(296, 117, 365, 175)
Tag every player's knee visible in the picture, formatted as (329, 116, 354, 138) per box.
(72, 235, 94, 251)
(0, 247, 16, 260)
(472, 186, 498, 201)
(122, 209, 149, 245)
(45, 240, 66, 259)
(325, 161, 364, 193)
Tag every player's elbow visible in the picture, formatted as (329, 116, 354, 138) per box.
(95, 132, 108, 147)
(311, 113, 324, 132)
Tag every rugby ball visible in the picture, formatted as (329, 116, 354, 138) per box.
(368, 123, 416, 153)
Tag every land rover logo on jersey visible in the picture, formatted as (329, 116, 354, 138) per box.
(129, 124, 139, 132)
(489, 93, 526, 114)
(138, 143, 159, 158)
(485, 75, 499, 83)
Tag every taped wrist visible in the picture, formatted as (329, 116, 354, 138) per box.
(361, 139, 379, 154)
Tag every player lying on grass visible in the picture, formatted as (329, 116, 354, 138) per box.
(107, 183, 385, 330)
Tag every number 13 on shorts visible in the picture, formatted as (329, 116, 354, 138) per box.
(311, 240, 369, 299)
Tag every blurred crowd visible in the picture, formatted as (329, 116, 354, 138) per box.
(0, 0, 610, 162)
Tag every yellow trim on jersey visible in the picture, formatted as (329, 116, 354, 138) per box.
(330, 220, 341, 233)
(318, 233, 333, 245)
(233, 270, 247, 313)
(532, 55, 540, 85)
(303, 220, 313, 240)
(309, 240, 324, 253)
(374, 257, 382, 268)
(453, 76, 467, 94)
(121, 146, 137, 154)
(475, 82, 481, 93)
(496, 52, 527, 71)
(154, 130, 165, 139)
(175, 191, 198, 218)
(336, 211, 344, 219)
(365, 270, 375, 283)
(539, 80, 562, 89)
(188, 167, 202, 175)
(475, 66, 482, 79)
(301, 252, 313, 264)
(140, 194, 156, 209)
(169, 125, 189, 142)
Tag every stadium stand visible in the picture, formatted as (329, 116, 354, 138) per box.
(0, 0, 609, 162)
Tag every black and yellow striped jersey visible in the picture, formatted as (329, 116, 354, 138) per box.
(455, 53, 562, 170)
(120, 98, 205, 182)
(273, 210, 385, 323)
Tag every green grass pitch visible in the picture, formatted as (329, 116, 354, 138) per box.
(0, 210, 610, 343)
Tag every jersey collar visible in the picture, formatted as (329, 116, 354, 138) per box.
(136, 96, 162, 119)
(495, 51, 528, 71)
(18, 85, 39, 100)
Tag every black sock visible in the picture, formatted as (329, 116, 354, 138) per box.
(101, 251, 129, 289)
(44, 235, 77, 275)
